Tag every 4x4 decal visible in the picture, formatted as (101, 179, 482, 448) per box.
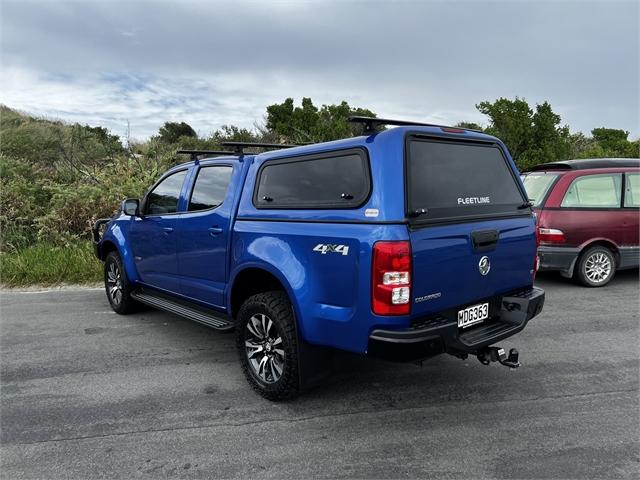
(313, 244, 350, 256)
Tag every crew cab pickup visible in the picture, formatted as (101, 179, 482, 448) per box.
(93, 117, 545, 400)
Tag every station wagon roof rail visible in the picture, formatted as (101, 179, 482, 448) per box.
(528, 158, 640, 171)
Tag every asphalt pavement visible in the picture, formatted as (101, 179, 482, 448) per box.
(1, 271, 638, 479)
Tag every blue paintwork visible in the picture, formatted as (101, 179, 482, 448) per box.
(176, 161, 240, 308)
(97, 126, 536, 354)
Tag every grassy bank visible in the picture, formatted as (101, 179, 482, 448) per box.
(0, 241, 102, 287)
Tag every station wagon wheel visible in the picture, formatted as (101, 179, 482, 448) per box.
(585, 252, 612, 283)
(104, 251, 139, 314)
(236, 291, 300, 400)
(576, 246, 616, 287)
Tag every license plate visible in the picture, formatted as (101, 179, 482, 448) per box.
(458, 302, 489, 329)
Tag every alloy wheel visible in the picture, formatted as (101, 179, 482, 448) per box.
(244, 313, 285, 384)
(584, 252, 612, 284)
(106, 262, 123, 305)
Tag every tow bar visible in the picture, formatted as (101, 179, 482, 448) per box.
(476, 346, 520, 369)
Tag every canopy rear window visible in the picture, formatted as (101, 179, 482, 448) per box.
(407, 138, 526, 222)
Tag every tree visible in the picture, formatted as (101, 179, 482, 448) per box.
(477, 97, 534, 162)
(476, 97, 570, 169)
(519, 101, 571, 169)
(591, 128, 630, 154)
(455, 121, 483, 131)
(266, 97, 378, 143)
(567, 132, 597, 159)
(157, 121, 197, 144)
(570, 128, 639, 159)
(210, 124, 259, 144)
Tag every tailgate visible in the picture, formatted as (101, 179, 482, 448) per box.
(409, 217, 536, 318)
(405, 135, 535, 317)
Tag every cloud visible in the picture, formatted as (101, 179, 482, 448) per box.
(1, 0, 638, 139)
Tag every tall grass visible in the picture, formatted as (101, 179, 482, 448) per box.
(0, 241, 102, 287)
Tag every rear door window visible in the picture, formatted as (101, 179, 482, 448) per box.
(624, 173, 639, 207)
(254, 149, 370, 208)
(188, 166, 233, 212)
(407, 138, 525, 222)
(145, 170, 188, 215)
(561, 174, 622, 208)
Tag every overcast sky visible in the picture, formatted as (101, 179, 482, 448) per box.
(1, 0, 638, 140)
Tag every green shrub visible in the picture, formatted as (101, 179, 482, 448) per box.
(1, 101, 635, 285)
(0, 241, 102, 286)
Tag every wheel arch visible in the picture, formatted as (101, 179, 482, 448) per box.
(98, 228, 140, 284)
(566, 238, 620, 279)
(228, 264, 302, 327)
(577, 238, 621, 266)
(99, 240, 118, 261)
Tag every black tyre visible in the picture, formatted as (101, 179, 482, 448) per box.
(104, 251, 139, 314)
(575, 246, 616, 287)
(236, 291, 300, 400)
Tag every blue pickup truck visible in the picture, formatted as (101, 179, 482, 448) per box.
(93, 117, 545, 400)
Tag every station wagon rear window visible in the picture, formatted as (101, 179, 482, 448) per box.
(254, 149, 370, 208)
(407, 138, 526, 222)
(522, 172, 559, 207)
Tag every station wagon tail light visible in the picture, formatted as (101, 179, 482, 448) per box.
(372, 241, 412, 315)
(538, 228, 566, 244)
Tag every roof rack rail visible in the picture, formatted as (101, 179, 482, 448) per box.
(176, 149, 236, 160)
(348, 116, 481, 134)
(220, 141, 301, 155)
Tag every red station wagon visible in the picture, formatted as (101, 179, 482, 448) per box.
(522, 158, 640, 287)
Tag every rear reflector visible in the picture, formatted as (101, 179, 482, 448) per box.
(372, 241, 412, 315)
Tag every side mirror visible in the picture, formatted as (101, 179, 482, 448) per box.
(121, 198, 140, 216)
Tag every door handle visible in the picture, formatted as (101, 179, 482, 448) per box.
(208, 227, 223, 236)
(163, 227, 174, 233)
(471, 229, 498, 252)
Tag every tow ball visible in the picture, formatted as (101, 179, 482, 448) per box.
(476, 347, 521, 369)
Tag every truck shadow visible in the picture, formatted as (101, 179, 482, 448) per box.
(126, 268, 638, 409)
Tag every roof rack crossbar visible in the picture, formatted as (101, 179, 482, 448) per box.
(220, 141, 302, 155)
(176, 149, 236, 160)
(348, 116, 481, 134)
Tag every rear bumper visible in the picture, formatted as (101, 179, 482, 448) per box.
(537, 245, 580, 275)
(367, 287, 545, 361)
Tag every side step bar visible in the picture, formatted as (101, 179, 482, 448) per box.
(131, 289, 234, 332)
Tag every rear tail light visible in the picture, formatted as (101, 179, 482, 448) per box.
(372, 241, 412, 315)
(538, 227, 566, 244)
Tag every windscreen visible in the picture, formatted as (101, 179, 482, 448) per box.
(407, 138, 526, 221)
(522, 172, 559, 206)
